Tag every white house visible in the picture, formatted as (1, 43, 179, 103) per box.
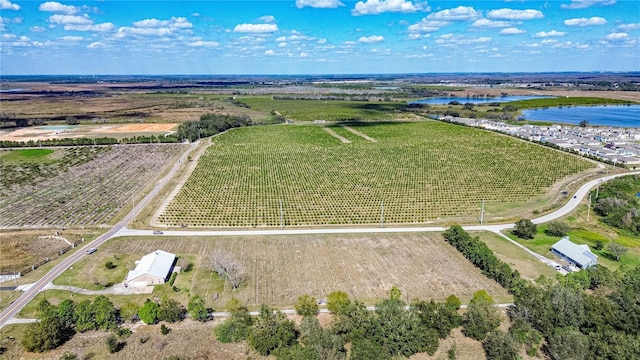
(125, 250, 176, 287)
(551, 237, 598, 269)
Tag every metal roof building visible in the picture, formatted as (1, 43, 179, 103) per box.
(551, 237, 598, 269)
(125, 250, 176, 287)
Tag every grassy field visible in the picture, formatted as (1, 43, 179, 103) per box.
(507, 96, 637, 109)
(159, 120, 596, 227)
(505, 218, 640, 270)
(33, 233, 511, 315)
(238, 96, 416, 122)
(475, 231, 557, 280)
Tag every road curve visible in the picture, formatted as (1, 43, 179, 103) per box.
(1, 167, 637, 329)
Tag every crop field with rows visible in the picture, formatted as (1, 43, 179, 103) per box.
(239, 96, 416, 122)
(0, 144, 187, 228)
(159, 121, 595, 227)
(101, 233, 510, 307)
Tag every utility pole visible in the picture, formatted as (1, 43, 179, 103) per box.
(380, 200, 384, 228)
(587, 193, 592, 222)
(480, 198, 485, 224)
(279, 199, 284, 229)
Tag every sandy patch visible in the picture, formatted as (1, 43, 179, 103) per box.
(111, 123, 177, 132)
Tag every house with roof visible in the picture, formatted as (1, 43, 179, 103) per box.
(125, 250, 176, 287)
(551, 237, 598, 269)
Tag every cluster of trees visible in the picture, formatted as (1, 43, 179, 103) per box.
(22, 296, 117, 352)
(508, 264, 640, 359)
(592, 175, 640, 235)
(215, 288, 465, 360)
(513, 218, 537, 239)
(0, 135, 181, 148)
(443, 225, 524, 293)
(176, 113, 252, 142)
(209, 248, 247, 289)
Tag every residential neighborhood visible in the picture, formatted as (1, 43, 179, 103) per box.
(446, 117, 640, 167)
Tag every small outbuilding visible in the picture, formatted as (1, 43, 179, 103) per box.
(551, 237, 598, 269)
(125, 250, 176, 287)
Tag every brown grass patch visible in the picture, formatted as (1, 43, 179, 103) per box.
(111, 123, 177, 132)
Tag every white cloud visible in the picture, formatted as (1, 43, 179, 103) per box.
(259, 15, 276, 23)
(535, 30, 566, 38)
(408, 19, 450, 33)
(561, 0, 615, 10)
(352, 0, 425, 16)
(133, 17, 192, 29)
(500, 27, 526, 35)
(617, 23, 640, 31)
(435, 34, 491, 45)
(66, 23, 114, 32)
(564, 17, 606, 26)
(1, 0, 19, 10)
(487, 9, 543, 20)
(264, 49, 275, 55)
(49, 14, 92, 25)
(296, 0, 344, 9)
(117, 27, 172, 36)
(233, 23, 278, 33)
(39, 1, 77, 14)
(188, 40, 220, 47)
(87, 41, 104, 49)
(358, 35, 384, 43)
(605, 32, 628, 41)
(30, 25, 47, 32)
(471, 19, 510, 28)
(427, 6, 479, 21)
(58, 35, 83, 41)
(279, 42, 287, 47)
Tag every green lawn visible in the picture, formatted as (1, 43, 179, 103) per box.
(0, 148, 55, 162)
(508, 96, 636, 109)
(160, 120, 595, 227)
(505, 224, 640, 270)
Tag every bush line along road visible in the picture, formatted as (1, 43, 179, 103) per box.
(1, 156, 637, 329)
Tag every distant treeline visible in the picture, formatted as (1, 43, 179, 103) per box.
(176, 113, 253, 142)
(0, 135, 180, 148)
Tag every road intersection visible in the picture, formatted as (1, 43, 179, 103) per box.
(1, 165, 638, 329)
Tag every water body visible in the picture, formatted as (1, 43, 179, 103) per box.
(412, 95, 553, 105)
(0, 88, 29, 93)
(38, 125, 79, 130)
(522, 105, 640, 128)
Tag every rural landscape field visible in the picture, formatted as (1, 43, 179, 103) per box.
(1, 71, 639, 360)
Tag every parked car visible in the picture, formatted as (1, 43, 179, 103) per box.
(86, 248, 97, 254)
(153, 230, 163, 235)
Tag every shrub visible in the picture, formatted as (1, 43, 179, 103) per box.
(545, 221, 570, 237)
(160, 324, 170, 335)
(105, 261, 116, 270)
(167, 272, 178, 286)
(513, 218, 537, 239)
(295, 294, 319, 317)
(106, 335, 120, 353)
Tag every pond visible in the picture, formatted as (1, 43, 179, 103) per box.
(522, 105, 640, 128)
(411, 95, 553, 105)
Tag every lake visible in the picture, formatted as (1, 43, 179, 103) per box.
(411, 95, 552, 105)
(522, 105, 640, 128)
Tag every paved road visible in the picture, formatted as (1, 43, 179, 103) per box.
(0, 143, 196, 329)
(1, 166, 637, 329)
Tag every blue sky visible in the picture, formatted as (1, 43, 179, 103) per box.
(1, 0, 638, 74)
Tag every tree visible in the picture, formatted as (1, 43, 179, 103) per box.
(389, 285, 402, 300)
(547, 327, 589, 360)
(545, 221, 570, 237)
(59, 352, 79, 360)
(57, 299, 77, 329)
(158, 298, 184, 323)
(187, 295, 208, 322)
(445, 294, 462, 310)
(119, 301, 140, 323)
(214, 298, 253, 343)
(93, 295, 117, 330)
(209, 248, 247, 289)
(74, 300, 95, 332)
(299, 316, 346, 360)
(607, 242, 628, 261)
(248, 305, 297, 356)
(463, 290, 501, 341)
(295, 294, 319, 317)
(579, 119, 589, 128)
(483, 330, 519, 360)
(138, 299, 160, 325)
(22, 315, 71, 352)
(327, 291, 350, 315)
(412, 299, 461, 339)
(513, 218, 537, 239)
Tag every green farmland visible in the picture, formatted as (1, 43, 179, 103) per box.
(239, 96, 413, 122)
(159, 120, 596, 227)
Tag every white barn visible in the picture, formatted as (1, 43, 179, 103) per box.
(551, 237, 598, 269)
(125, 250, 176, 287)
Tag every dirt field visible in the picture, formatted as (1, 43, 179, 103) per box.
(101, 233, 509, 308)
(0, 230, 93, 273)
(0, 123, 177, 142)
